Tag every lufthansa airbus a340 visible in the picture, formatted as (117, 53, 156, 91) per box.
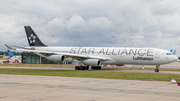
(5, 26, 178, 72)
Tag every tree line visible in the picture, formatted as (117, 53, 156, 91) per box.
(0, 51, 21, 55)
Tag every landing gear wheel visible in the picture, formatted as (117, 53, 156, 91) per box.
(97, 66, 101, 70)
(85, 66, 89, 70)
(82, 66, 85, 70)
(91, 66, 101, 70)
(155, 69, 159, 72)
(155, 65, 160, 72)
(75, 66, 78, 70)
(79, 66, 83, 70)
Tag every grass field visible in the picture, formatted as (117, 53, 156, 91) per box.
(1, 64, 180, 71)
(0, 68, 180, 81)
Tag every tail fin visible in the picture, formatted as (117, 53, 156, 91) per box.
(170, 49, 173, 52)
(172, 50, 176, 55)
(24, 26, 46, 46)
(7, 50, 14, 58)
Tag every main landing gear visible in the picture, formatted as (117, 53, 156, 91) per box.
(91, 66, 101, 70)
(75, 66, 89, 70)
(75, 66, 102, 70)
(155, 65, 160, 72)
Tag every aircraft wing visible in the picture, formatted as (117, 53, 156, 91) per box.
(5, 44, 109, 60)
(18, 49, 109, 60)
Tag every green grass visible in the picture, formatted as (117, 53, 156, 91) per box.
(0, 68, 180, 81)
(1, 64, 180, 71)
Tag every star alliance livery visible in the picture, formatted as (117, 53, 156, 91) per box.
(5, 26, 178, 72)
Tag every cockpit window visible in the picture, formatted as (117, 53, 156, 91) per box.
(166, 53, 172, 55)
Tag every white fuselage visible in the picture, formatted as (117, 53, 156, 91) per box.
(33, 46, 178, 65)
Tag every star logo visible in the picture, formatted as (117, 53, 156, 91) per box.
(29, 34, 36, 45)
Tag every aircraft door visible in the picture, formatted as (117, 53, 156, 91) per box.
(155, 50, 160, 58)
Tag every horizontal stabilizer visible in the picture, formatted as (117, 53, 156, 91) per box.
(9, 45, 30, 49)
(4, 44, 16, 50)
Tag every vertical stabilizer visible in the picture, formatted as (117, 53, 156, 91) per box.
(7, 50, 14, 58)
(24, 26, 46, 46)
(172, 50, 176, 55)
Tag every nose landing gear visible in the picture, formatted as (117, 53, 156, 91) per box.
(155, 65, 160, 72)
(155, 69, 159, 72)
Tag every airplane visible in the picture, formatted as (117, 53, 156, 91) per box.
(5, 26, 178, 72)
(7, 50, 21, 63)
(7, 50, 14, 58)
(170, 49, 176, 55)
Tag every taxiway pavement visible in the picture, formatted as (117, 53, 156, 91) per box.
(0, 74, 179, 101)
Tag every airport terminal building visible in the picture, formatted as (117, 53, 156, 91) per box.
(21, 52, 59, 64)
(21, 52, 72, 64)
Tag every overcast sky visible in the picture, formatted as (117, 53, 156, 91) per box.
(1, 0, 180, 55)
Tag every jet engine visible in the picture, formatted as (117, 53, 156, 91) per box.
(47, 55, 64, 62)
(83, 59, 101, 66)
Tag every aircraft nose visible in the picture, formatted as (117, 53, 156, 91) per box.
(173, 55, 178, 61)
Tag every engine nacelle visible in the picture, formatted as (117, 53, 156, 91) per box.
(47, 55, 64, 62)
(83, 59, 101, 66)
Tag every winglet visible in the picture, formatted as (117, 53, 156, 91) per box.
(4, 44, 16, 50)
(170, 49, 173, 52)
